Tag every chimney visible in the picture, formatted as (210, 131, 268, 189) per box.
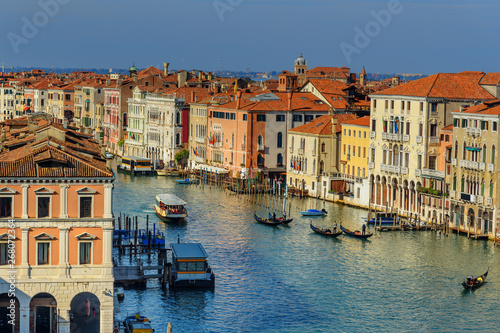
(236, 91, 242, 109)
(192, 69, 196, 76)
(134, 76, 138, 83)
(208, 72, 212, 81)
(191, 91, 196, 103)
(163, 62, 169, 76)
(214, 84, 219, 94)
(287, 92, 293, 110)
(198, 71, 203, 83)
(106, 79, 110, 86)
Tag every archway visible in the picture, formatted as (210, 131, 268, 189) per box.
(70, 292, 101, 333)
(468, 208, 475, 228)
(30, 293, 57, 333)
(0, 293, 19, 333)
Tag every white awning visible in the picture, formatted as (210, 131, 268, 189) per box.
(195, 164, 229, 174)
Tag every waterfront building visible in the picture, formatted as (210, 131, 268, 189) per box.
(287, 114, 356, 197)
(46, 81, 78, 123)
(207, 91, 331, 179)
(447, 100, 500, 239)
(0, 114, 114, 332)
(0, 83, 15, 121)
(74, 79, 105, 135)
(368, 71, 496, 221)
(299, 79, 354, 111)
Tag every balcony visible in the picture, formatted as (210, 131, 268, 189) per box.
(382, 132, 388, 140)
(466, 127, 481, 137)
(403, 134, 410, 142)
(241, 144, 246, 150)
(382, 133, 402, 141)
(297, 148, 304, 155)
(416, 136, 423, 144)
(258, 144, 266, 152)
(479, 162, 485, 171)
(381, 164, 400, 174)
(194, 156, 204, 163)
(368, 162, 374, 169)
(450, 190, 455, 198)
(195, 137, 206, 144)
(420, 169, 444, 179)
(428, 136, 440, 145)
(486, 197, 493, 206)
(460, 193, 474, 202)
(415, 169, 421, 177)
(401, 167, 408, 175)
(488, 163, 494, 172)
(369, 131, 375, 139)
(477, 195, 484, 204)
(451, 158, 457, 166)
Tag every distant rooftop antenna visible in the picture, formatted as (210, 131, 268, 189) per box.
(1, 62, 13, 73)
(220, 57, 223, 76)
(109, 68, 113, 74)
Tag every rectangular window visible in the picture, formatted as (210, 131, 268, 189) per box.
(401, 101, 405, 110)
(0, 243, 8, 265)
(79, 242, 92, 264)
(363, 147, 366, 158)
(453, 118, 458, 127)
(80, 197, 92, 218)
(0, 197, 12, 217)
(420, 102, 424, 112)
(431, 103, 438, 112)
(292, 115, 302, 122)
(371, 120, 376, 131)
(38, 242, 50, 265)
(373, 100, 377, 108)
(391, 101, 394, 109)
(385, 100, 388, 109)
(428, 156, 437, 169)
(38, 197, 50, 218)
(418, 123, 423, 137)
(305, 115, 314, 122)
(276, 115, 285, 122)
(493, 122, 498, 131)
(243, 114, 247, 121)
(257, 114, 266, 122)
(417, 155, 422, 169)
(371, 148, 375, 163)
(231, 113, 236, 120)
(407, 101, 411, 110)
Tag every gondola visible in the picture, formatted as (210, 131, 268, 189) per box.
(340, 225, 373, 239)
(462, 269, 489, 290)
(254, 214, 282, 226)
(300, 209, 327, 216)
(268, 213, 293, 225)
(310, 223, 342, 237)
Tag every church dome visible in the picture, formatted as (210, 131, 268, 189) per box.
(294, 54, 306, 66)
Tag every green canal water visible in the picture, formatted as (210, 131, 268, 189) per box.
(113, 171, 500, 332)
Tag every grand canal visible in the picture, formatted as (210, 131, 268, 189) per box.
(113, 172, 500, 332)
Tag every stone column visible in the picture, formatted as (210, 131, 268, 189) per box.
(59, 184, 69, 218)
(20, 227, 29, 277)
(19, 303, 30, 333)
(59, 227, 69, 277)
(373, 180, 378, 207)
(102, 227, 113, 276)
(21, 184, 29, 219)
(103, 184, 113, 219)
(57, 304, 71, 333)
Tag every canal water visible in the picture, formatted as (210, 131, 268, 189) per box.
(113, 172, 500, 332)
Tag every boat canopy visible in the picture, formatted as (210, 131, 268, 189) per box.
(171, 243, 208, 260)
(156, 194, 187, 206)
(195, 164, 229, 174)
(122, 156, 152, 162)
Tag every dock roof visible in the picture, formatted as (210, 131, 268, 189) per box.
(171, 243, 208, 260)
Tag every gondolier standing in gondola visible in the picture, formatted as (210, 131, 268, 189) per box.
(362, 224, 366, 235)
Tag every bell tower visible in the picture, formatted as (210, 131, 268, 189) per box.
(294, 53, 307, 86)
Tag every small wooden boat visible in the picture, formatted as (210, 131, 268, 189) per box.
(363, 217, 399, 225)
(310, 223, 342, 237)
(123, 314, 154, 333)
(268, 213, 293, 225)
(462, 270, 489, 290)
(176, 178, 199, 184)
(254, 214, 282, 226)
(300, 209, 327, 216)
(340, 225, 373, 239)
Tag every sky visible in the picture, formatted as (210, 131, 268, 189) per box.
(1, 0, 499, 75)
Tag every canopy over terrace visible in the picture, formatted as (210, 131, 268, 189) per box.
(195, 164, 229, 174)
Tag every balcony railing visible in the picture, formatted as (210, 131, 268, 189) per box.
(450, 190, 455, 198)
(486, 197, 493, 206)
(451, 158, 457, 166)
(297, 148, 304, 155)
(401, 167, 408, 175)
(479, 162, 485, 171)
(381, 164, 400, 174)
(195, 137, 206, 144)
(403, 134, 410, 142)
(258, 144, 266, 152)
(369, 131, 375, 139)
(460, 193, 474, 202)
(415, 169, 421, 177)
(488, 163, 494, 172)
(368, 162, 374, 169)
(382, 132, 388, 140)
(382, 133, 402, 141)
(477, 195, 484, 204)
(428, 136, 440, 145)
(416, 136, 423, 144)
(421, 168, 445, 178)
(241, 144, 246, 150)
(466, 127, 481, 137)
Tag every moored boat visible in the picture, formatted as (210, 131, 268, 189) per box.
(118, 156, 157, 175)
(170, 243, 215, 288)
(123, 314, 154, 333)
(462, 270, 489, 290)
(268, 213, 293, 225)
(176, 178, 199, 184)
(300, 209, 327, 216)
(154, 194, 188, 220)
(340, 225, 373, 239)
(254, 214, 282, 226)
(310, 223, 342, 237)
(363, 217, 399, 225)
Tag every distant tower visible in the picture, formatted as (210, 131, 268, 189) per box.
(360, 66, 367, 88)
(294, 54, 307, 86)
(129, 64, 138, 77)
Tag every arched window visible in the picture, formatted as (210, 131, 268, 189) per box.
(231, 133, 235, 148)
(321, 142, 326, 152)
(490, 181, 494, 197)
(481, 179, 485, 196)
(454, 141, 458, 159)
(243, 134, 246, 145)
(258, 135, 263, 145)
(176, 112, 181, 125)
(492, 145, 496, 164)
(277, 153, 283, 166)
(453, 175, 457, 191)
(461, 177, 465, 192)
(175, 133, 180, 146)
(291, 136, 294, 149)
(319, 160, 324, 174)
(313, 160, 316, 174)
(277, 132, 283, 148)
(123, 113, 128, 127)
(257, 154, 263, 166)
(463, 142, 467, 160)
(483, 144, 487, 163)
(393, 145, 399, 166)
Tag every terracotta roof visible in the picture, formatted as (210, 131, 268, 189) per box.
(372, 72, 494, 100)
(307, 66, 351, 80)
(458, 99, 500, 115)
(441, 125, 453, 131)
(138, 66, 164, 78)
(290, 113, 357, 135)
(480, 73, 500, 85)
(341, 115, 370, 127)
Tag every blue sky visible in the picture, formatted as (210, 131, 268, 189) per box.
(1, 0, 498, 74)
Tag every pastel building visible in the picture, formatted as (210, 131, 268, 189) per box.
(0, 114, 114, 333)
